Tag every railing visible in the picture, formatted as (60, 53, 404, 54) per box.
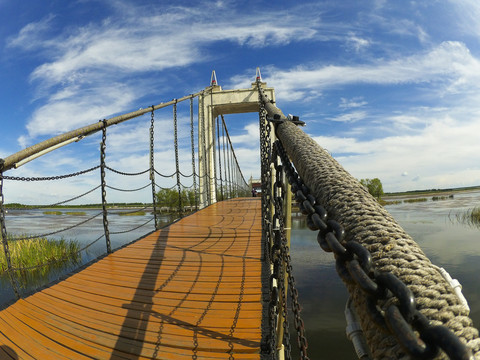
(0, 92, 248, 302)
(257, 82, 480, 360)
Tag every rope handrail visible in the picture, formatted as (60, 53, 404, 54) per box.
(257, 80, 480, 359)
(0, 92, 202, 172)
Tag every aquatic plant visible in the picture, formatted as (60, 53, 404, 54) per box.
(404, 198, 428, 203)
(65, 211, 86, 216)
(432, 195, 454, 201)
(379, 199, 402, 206)
(450, 207, 480, 229)
(43, 211, 63, 215)
(0, 236, 81, 287)
(118, 211, 146, 216)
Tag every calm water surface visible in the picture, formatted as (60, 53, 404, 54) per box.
(289, 191, 480, 359)
(2, 192, 480, 358)
(1, 208, 170, 306)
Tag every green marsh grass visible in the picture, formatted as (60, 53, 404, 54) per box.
(43, 210, 63, 215)
(404, 198, 428, 203)
(118, 211, 146, 216)
(0, 236, 81, 288)
(65, 211, 86, 216)
(451, 207, 480, 229)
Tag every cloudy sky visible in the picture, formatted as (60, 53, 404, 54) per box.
(1, 0, 480, 204)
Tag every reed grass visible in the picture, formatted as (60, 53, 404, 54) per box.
(451, 207, 480, 228)
(403, 198, 428, 203)
(65, 211, 86, 216)
(379, 199, 402, 206)
(118, 211, 146, 216)
(43, 211, 63, 215)
(0, 236, 80, 278)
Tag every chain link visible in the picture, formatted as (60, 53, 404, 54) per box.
(0, 174, 20, 298)
(173, 100, 183, 215)
(190, 97, 198, 210)
(273, 149, 310, 360)
(258, 82, 278, 358)
(273, 139, 473, 360)
(200, 92, 210, 205)
(2, 165, 100, 181)
(100, 120, 111, 253)
(109, 217, 154, 235)
(150, 106, 159, 230)
(106, 183, 151, 193)
(105, 165, 150, 176)
(216, 116, 224, 200)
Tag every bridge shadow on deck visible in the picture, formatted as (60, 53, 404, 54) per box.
(110, 201, 261, 359)
(110, 227, 169, 359)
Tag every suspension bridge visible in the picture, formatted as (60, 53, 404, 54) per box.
(0, 69, 479, 359)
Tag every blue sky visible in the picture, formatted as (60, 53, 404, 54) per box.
(1, 0, 480, 204)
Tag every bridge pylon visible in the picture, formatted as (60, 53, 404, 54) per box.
(198, 71, 275, 208)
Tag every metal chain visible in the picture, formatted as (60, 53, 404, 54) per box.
(212, 114, 218, 201)
(273, 156, 293, 360)
(273, 139, 473, 360)
(2, 165, 100, 181)
(200, 92, 210, 205)
(105, 165, 150, 176)
(173, 100, 183, 215)
(106, 183, 151, 192)
(150, 106, 159, 230)
(221, 119, 228, 199)
(190, 97, 198, 210)
(258, 85, 278, 358)
(109, 217, 154, 235)
(6, 184, 101, 210)
(9, 211, 103, 241)
(100, 120, 111, 254)
(216, 116, 224, 200)
(0, 174, 20, 298)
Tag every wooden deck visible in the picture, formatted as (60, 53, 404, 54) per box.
(0, 198, 264, 359)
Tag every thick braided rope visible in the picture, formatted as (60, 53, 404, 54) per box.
(276, 121, 480, 359)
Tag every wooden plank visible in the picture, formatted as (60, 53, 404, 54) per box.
(0, 198, 264, 359)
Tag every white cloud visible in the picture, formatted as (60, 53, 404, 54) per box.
(6, 14, 56, 50)
(447, 0, 480, 37)
(233, 41, 480, 102)
(314, 114, 480, 191)
(8, 2, 322, 144)
(346, 32, 370, 52)
(25, 83, 138, 139)
(228, 123, 260, 147)
(339, 97, 368, 109)
(328, 110, 367, 123)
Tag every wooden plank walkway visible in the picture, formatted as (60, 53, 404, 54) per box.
(0, 198, 264, 359)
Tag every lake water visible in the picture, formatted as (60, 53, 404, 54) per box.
(1, 192, 480, 358)
(289, 190, 480, 358)
(0, 208, 171, 306)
